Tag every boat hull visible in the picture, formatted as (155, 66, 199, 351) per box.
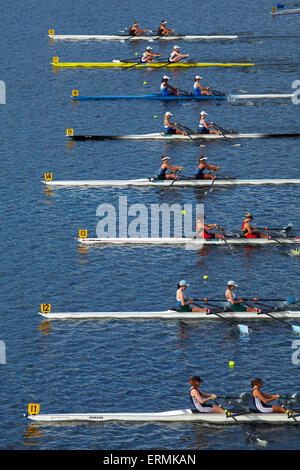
(49, 34, 239, 41)
(67, 132, 300, 141)
(76, 237, 300, 246)
(42, 178, 300, 188)
(27, 409, 300, 424)
(53, 61, 254, 68)
(73, 94, 226, 101)
(39, 310, 300, 321)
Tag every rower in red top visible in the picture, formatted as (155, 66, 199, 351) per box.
(242, 213, 269, 239)
(129, 21, 147, 36)
(157, 20, 175, 36)
(141, 46, 161, 63)
(196, 216, 224, 239)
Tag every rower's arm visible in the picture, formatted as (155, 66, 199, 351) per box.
(255, 390, 276, 403)
(205, 164, 220, 171)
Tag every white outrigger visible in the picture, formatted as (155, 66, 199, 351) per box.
(39, 309, 300, 321)
(42, 178, 300, 189)
(26, 408, 300, 424)
(76, 236, 300, 246)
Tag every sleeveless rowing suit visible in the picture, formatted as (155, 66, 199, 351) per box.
(252, 389, 273, 413)
(169, 51, 180, 63)
(129, 27, 137, 36)
(194, 82, 202, 96)
(176, 290, 192, 312)
(198, 226, 215, 239)
(199, 118, 209, 134)
(141, 52, 152, 63)
(225, 289, 247, 312)
(164, 119, 176, 135)
(242, 221, 259, 239)
(161, 82, 171, 96)
(189, 387, 213, 413)
(157, 165, 168, 180)
(195, 166, 204, 179)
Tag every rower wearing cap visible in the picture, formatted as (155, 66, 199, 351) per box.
(157, 20, 175, 36)
(129, 21, 147, 36)
(242, 213, 269, 239)
(195, 156, 220, 180)
(189, 376, 225, 413)
(169, 45, 189, 63)
(157, 155, 183, 180)
(141, 47, 161, 63)
(164, 112, 187, 135)
(251, 378, 286, 413)
(176, 280, 207, 312)
(225, 281, 258, 312)
(198, 111, 220, 135)
(160, 76, 179, 96)
(193, 76, 212, 96)
(196, 216, 224, 239)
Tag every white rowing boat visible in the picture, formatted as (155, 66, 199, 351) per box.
(26, 408, 300, 424)
(48, 33, 239, 41)
(67, 131, 300, 141)
(38, 310, 300, 320)
(76, 237, 300, 246)
(228, 93, 294, 100)
(42, 178, 300, 188)
(272, 8, 300, 15)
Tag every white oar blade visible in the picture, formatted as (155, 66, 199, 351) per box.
(289, 248, 300, 257)
(256, 438, 268, 447)
(292, 325, 300, 334)
(238, 324, 249, 335)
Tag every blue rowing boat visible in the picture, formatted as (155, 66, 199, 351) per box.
(71, 92, 226, 101)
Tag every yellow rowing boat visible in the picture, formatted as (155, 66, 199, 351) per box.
(51, 57, 254, 68)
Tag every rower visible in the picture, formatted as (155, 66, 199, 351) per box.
(176, 280, 207, 312)
(141, 46, 161, 63)
(251, 378, 286, 413)
(225, 280, 259, 312)
(242, 213, 269, 239)
(193, 76, 212, 96)
(157, 155, 183, 180)
(198, 111, 221, 135)
(164, 112, 187, 135)
(157, 20, 175, 36)
(169, 45, 189, 63)
(189, 376, 225, 413)
(195, 156, 220, 180)
(129, 21, 147, 36)
(160, 75, 179, 96)
(196, 216, 224, 239)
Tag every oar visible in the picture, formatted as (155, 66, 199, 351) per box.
(205, 307, 249, 335)
(217, 227, 236, 255)
(277, 398, 299, 423)
(164, 169, 182, 192)
(176, 123, 201, 147)
(257, 309, 300, 334)
(214, 124, 241, 147)
(205, 390, 268, 447)
(276, 2, 300, 7)
(260, 229, 298, 255)
(257, 223, 294, 233)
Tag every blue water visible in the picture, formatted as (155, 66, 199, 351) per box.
(1, 0, 300, 450)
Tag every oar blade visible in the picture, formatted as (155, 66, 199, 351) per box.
(292, 325, 300, 334)
(286, 297, 298, 305)
(238, 324, 249, 335)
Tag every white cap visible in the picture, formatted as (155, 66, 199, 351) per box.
(163, 75, 170, 80)
(162, 156, 170, 160)
(173, 45, 180, 49)
(165, 111, 173, 116)
(179, 280, 190, 287)
(227, 280, 238, 287)
(199, 156, 207, 161)
(146, 46, 152, 50)
(200, 111, 207, 116)
(195, 75, 202, 79)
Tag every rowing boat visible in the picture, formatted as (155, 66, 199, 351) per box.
(76, 237, 300, 246)
(66, 131, 300, 141)
(72, 93, 293, 101)
(272, 7, 300, 14)
(52, 58, 254, 68)
(72, 93, 226, 101)
(38, 310, 300, 320)
(26, 409, 300, 424)
(42, 178, 300, 188)
(49, 33, 239, 41)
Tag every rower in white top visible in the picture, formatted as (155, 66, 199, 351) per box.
(193, 75, 212, 96)
(160, 75, 179, 96)
(169, 45, 189, 63)
(198, 111, 221, 135)
(164, 111, 187, 135)
(141, 46, 161, 63)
